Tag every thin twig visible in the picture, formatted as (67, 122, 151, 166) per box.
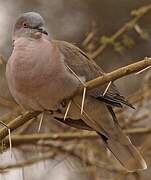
(0, 151, 56, 170)
(80, 58, 151, 92)
(82, 31, 95, 47)
(90, 4, 151, 59)
(3, 126, 151, 147)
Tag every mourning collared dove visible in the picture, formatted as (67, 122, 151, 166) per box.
(6, 12, 147, 171)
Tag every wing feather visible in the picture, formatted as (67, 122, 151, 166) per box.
(52, 40, 133, 108)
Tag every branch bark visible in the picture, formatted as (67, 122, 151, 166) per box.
(0, 111, 40, 140)
(90, 4, 151, 59)
(3, 126, 151, 146)
(81, 58, 151, 91)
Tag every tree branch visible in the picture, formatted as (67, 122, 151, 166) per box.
(89, 4, 151, 59)
(0, 151, 56, 170)
(81, 58, 151, 91)
(0, 58, 150, 141)
(3, 126, 151, 147)
(0, 111, 40, 140)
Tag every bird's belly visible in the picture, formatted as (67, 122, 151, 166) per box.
(7, 60, 80, 111)
(6, 40, 81, 111)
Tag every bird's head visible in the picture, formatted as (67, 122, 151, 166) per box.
(13, 12, 48, 40)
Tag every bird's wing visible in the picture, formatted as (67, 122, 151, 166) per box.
(51, 40, 147, 171)
(52, 40, 133, 108)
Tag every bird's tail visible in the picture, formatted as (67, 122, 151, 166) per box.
(98, 132, 147, 172)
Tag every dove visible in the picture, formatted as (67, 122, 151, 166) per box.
(6, 12, 147, 171)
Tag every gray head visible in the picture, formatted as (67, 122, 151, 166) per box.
(13, 12, 48, 40)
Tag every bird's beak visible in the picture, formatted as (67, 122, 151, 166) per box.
(37, 26, 48, 35)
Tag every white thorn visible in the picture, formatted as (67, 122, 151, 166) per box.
(64, 100, 72, 120)
(0, 121, 12, 158)
(134, 24, 143, 35)
(8, 128, 12, 158)
(106, 148, 111, 158)
(38, 112, 44, 133)
(103, 81, 112, 96)
(73, 100, 93, 122)
(135, 65, 151, 75)
(81, 87, 87, 115)
(65, 64, 85, 85)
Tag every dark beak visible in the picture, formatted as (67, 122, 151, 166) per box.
(37, 26, 48, 35)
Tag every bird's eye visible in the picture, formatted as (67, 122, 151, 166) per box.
(23, 22, 28, 28)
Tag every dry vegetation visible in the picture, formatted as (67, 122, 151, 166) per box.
(0, 3, 151, 180)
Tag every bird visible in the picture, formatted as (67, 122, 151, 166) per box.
(6, 12, 147, 171)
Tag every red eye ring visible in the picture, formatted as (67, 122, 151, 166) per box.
(23, 22, 28, 28)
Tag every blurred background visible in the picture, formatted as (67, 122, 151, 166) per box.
(0, 0, 151, 179)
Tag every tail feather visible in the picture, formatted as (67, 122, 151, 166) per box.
(99, 133, 147, 172)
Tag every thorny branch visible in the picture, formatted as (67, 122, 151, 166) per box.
(86, 4, 151, 58)
(79, 57, 151, 91)
(0, 4, 151, 178)
(2, 124, 151, 147)
(0, 142, 125, 172)
(0, 150, 56, 171)
(0, 111, 40, 140)
(0, 57, 150, 141)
